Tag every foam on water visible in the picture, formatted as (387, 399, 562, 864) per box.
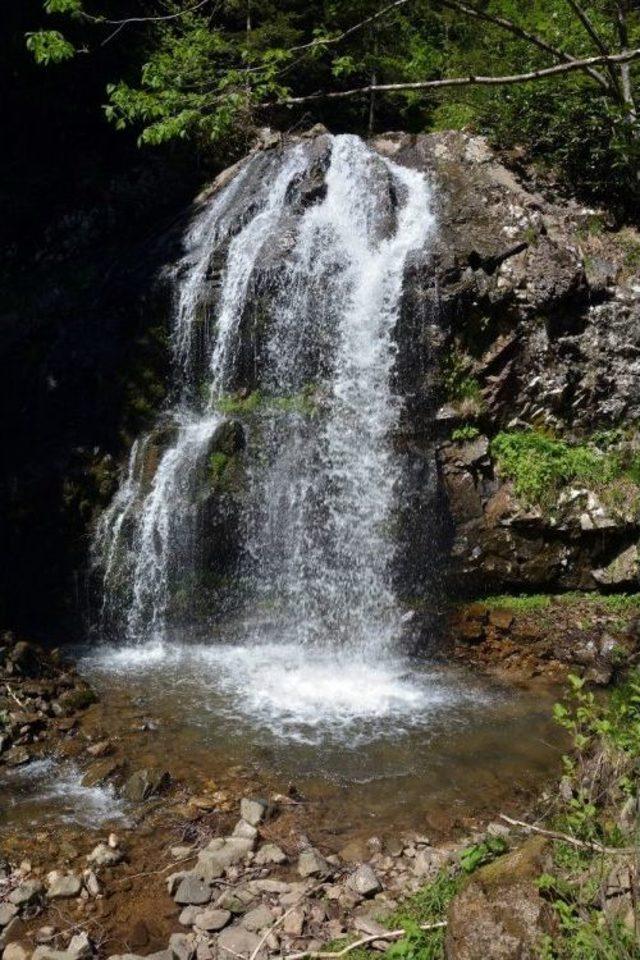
(1, 759, 129, 828)
(81, 640, 490, 745)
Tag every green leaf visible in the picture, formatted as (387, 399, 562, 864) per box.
(26, 30, 75, 65)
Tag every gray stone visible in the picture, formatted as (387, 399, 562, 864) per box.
(87, 843, 123, 868)
(35, 929, 57, 945)
(83, 871, 100, 897)
(174, 876, 213, 906)
(240, 798, 267, 826)
(232, 820, 258, 841)
(218, 927, 265, 960)
(297, 848, 331, 878)
(282, 908, 305, 937)
(67, 933, 92, 960)
(593, 544, 639, 587)
(8, 880, 43, 905)
(193, 909, 231, 932)
(169, 933, 195, 960)
(3, 945, 29, 960)
(253, 879, 291, 894)
(0, 907, 18, 929)
(195, 838, 254, 882)
(178, 907, 200, 927)
(47, 872, 82, 899)
(122, 768, 170, 803)
(241, 905, 273, 932)
(347, 865, 381, 897)
(254, 843, 286, 866)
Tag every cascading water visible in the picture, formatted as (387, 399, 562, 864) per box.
(96, 134, 434, 654)
(93, 133, 446, 729)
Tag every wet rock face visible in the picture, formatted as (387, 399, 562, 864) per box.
(368, 130, 640, 597)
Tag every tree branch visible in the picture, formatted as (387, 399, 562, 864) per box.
(283, 923, 447, 960)
(563, 0, 622, 95)
(499, 814, 635, 855)
(80, 0, 213, 28)
(438, 0, 610, 92)
(288, 0, 411, 54)
(275, 47, 640, 104)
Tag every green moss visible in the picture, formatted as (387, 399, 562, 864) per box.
(451, 425, 480, 442)
(216, 390, 263, 416)
(491, 429, 640, 507)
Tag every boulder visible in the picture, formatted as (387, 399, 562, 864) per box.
(446, 838, 555, 960)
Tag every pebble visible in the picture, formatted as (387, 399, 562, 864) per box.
(0, 906, 18, 928)
(174, 876, 212, 906)
(254, 844, 286, 866)
(178, 907, 200, 927)
(241, 904, 273, 932)
(240, 798, 267, 826)
(3, 945, 29, 960)
(282, 907, 305, 937)
(87, 843, 123, 868)
(8, 880, 43, 906)
(168, 933, 195, 960)
(297, 848, 331, 878)
(218, 926, 265, 960)
(46, 872, 82, 899)
(232, 820, 258, 841)
(193, 909, 231, 932)
(347, 865, 381, 897)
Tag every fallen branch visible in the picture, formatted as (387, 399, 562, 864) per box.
(283, 923, 447, 960)
(275, 47, 640, 104)
(499, 814, 635, 856)
(249, 880, 329, 960)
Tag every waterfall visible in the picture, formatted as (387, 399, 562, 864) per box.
(94, 134, 435, 651)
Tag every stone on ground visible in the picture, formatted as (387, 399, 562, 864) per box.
(46, 872, 82, 899)
(347, 864, 381, 897)
(241, 905, 273, 932)
(193, 909, 231, 932)
(297, 848, 331, 878)
(254, 843, 286, 866)
(87, 843, 123, 868)
(174, 875, 212, 906)
(218, 926, 266, 960)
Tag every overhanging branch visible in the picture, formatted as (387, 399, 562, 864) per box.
(275, 47, 640, 105)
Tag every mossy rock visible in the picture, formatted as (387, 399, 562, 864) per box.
(446, 838, 556, 960)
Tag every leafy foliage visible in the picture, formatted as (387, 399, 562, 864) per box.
(491, 429, 640, 507)
(24, 0, 640, 217)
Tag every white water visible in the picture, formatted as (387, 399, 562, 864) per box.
(94, 134, 441, 725)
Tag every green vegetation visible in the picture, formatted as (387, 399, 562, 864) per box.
(535, 672, 640, 959)
(491, 429, 640, 507)
(216, 387, 318, 418)
(451, 425, 480, 442)
(25, 1, 640, 219)
(480, 592, 640, 614)
(442, 349, 484, 412)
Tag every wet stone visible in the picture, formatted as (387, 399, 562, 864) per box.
(87, 843, 123, 868)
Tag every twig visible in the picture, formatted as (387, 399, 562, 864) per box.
(80, 0, 213, 27)
(275, 47, 640, 104)
(249, 880, 328, 960)
(283, 923, 447, 960)
(499, 814, 635, 855)
(5, 684, 26, 708)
